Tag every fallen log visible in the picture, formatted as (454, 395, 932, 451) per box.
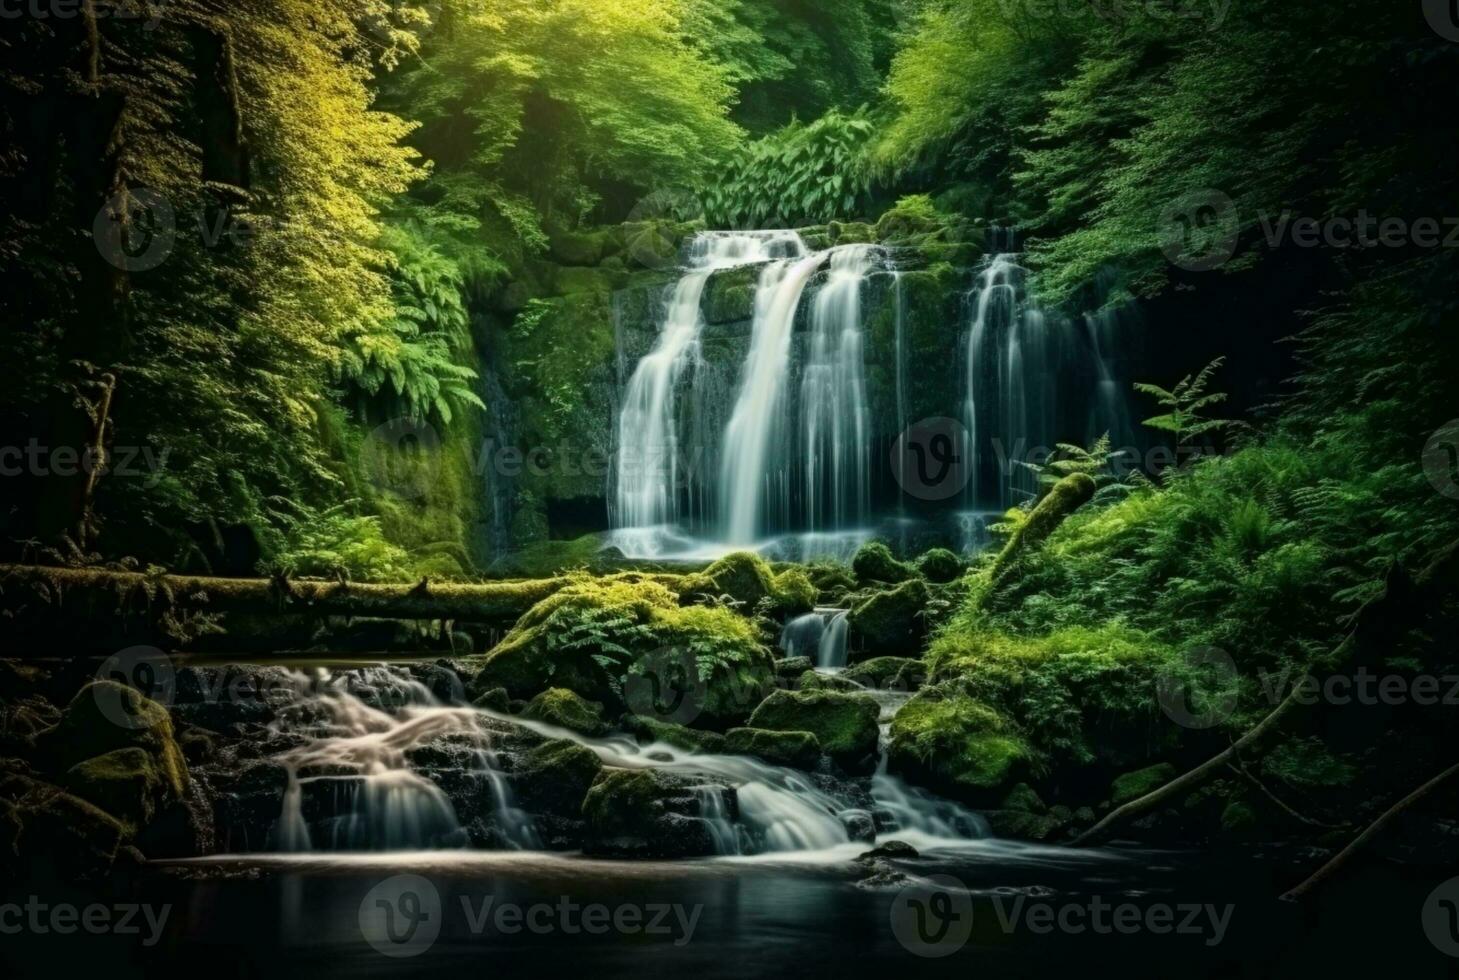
(1279, 761, 1459, 902)
(0, 562, 571, 626)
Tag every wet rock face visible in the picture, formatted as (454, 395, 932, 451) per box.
(582, 768, 739, 859)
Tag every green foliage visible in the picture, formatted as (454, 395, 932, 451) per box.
(1134, 358, 1234, 450)
(926, 625, 1181, 769)
(258, 499, 411, 582)
(701, 109, 878, 227)
(339, 224, 485, 425)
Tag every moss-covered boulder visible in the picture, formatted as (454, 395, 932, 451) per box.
(769, 568, 817, 617)
(843, 657, 926, 692)
(469, 577, 775, 729)
(62, 747, 182, 831)
(795, 670, 861, 693)
(581, 768, 735, 858)
(724, 728, 822, 769)
(848, 579, 930, 657)
(38, 682, 188, 798)
(621, 717, 727, 755)
(1110, 763, 1176, 806)
(747, 689, 880, 772)
(702, 265, 760, 325)
(775, 656, 814, 680)
(852, 541, 917, 586)
(510, 739, 604, 818)
(915, 548, 965, 584)
(549, 227, 609, 266)
(520, 689, 609, 737)
(888, 687, 1030, 805)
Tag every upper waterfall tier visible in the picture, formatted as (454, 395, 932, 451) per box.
(613, 231, 810, 539)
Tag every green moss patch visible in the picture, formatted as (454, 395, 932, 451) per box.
(747, 689, 879, 772)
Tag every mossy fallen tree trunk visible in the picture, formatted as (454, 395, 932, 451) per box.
(0, 563, 571, 630)
(988, 473, 1097, 591)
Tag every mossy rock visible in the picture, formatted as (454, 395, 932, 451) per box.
(1000, 782, 1047, 814)
(63, 746, 181, 831)
(470, 577, 774, 730)
(852, 541, 917, 586)
(775, 656, 814, 679)
(621, 716, 727, 755)
(769, 568, 818, 617)
(549, 227, 609, 266)
(915, 548, 965, 584)
(38, 682, 188, 799)
(703, 265, 762, 324)
(511, 739, 603, 817)
(747, 689, 880, 773)
(5, 779, 127, 878)
(848, 579, 930, 658)
(684, 552, 776, 609)
(581, 768, 733, 858)
(521, 688, 609, 737)
(806, 562, 857, 597)
(795, 670, 861, 693)
(1110, 763, 1176, 807)
(473, 687, 511, 713)
(887, 687, 1030, 805)
(828, 221, 877, 245)
(724, 728, 821, 770)
(842, 657, 925, 692)
(984, 808, 1066, 842)
(554, 265, 625, 296)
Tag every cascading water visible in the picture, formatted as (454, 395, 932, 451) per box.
(614, 231, 805, 552)
(237, 665, 985, 858)
(800, 245, 879, 533)
(962, 251, 1063, 509)
(720, 250, 829, 544)
(779, 608, 850, 669)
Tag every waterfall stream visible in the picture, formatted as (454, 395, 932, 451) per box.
(244, 666, 984, 858)
(614, 231, 805, 550)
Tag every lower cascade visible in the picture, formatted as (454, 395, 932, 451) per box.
(208, 666, 985, 857)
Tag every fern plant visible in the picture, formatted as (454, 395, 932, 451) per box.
(701, 108, 878, 227)
(338, 224, 485, 424)
(1134, 357, 1234, 450)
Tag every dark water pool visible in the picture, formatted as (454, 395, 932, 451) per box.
(3, 842, 1453, 979)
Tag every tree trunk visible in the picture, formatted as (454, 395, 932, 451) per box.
(0, 564, 573, 637)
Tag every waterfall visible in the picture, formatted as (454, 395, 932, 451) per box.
(779, 608, 850, 668)
(893, 272, 909, 508)
(963, 252, 1063, 509)
(720, 250, 829, 544)
(614, 231, 805, 547)
(800, 245, 878, 533)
